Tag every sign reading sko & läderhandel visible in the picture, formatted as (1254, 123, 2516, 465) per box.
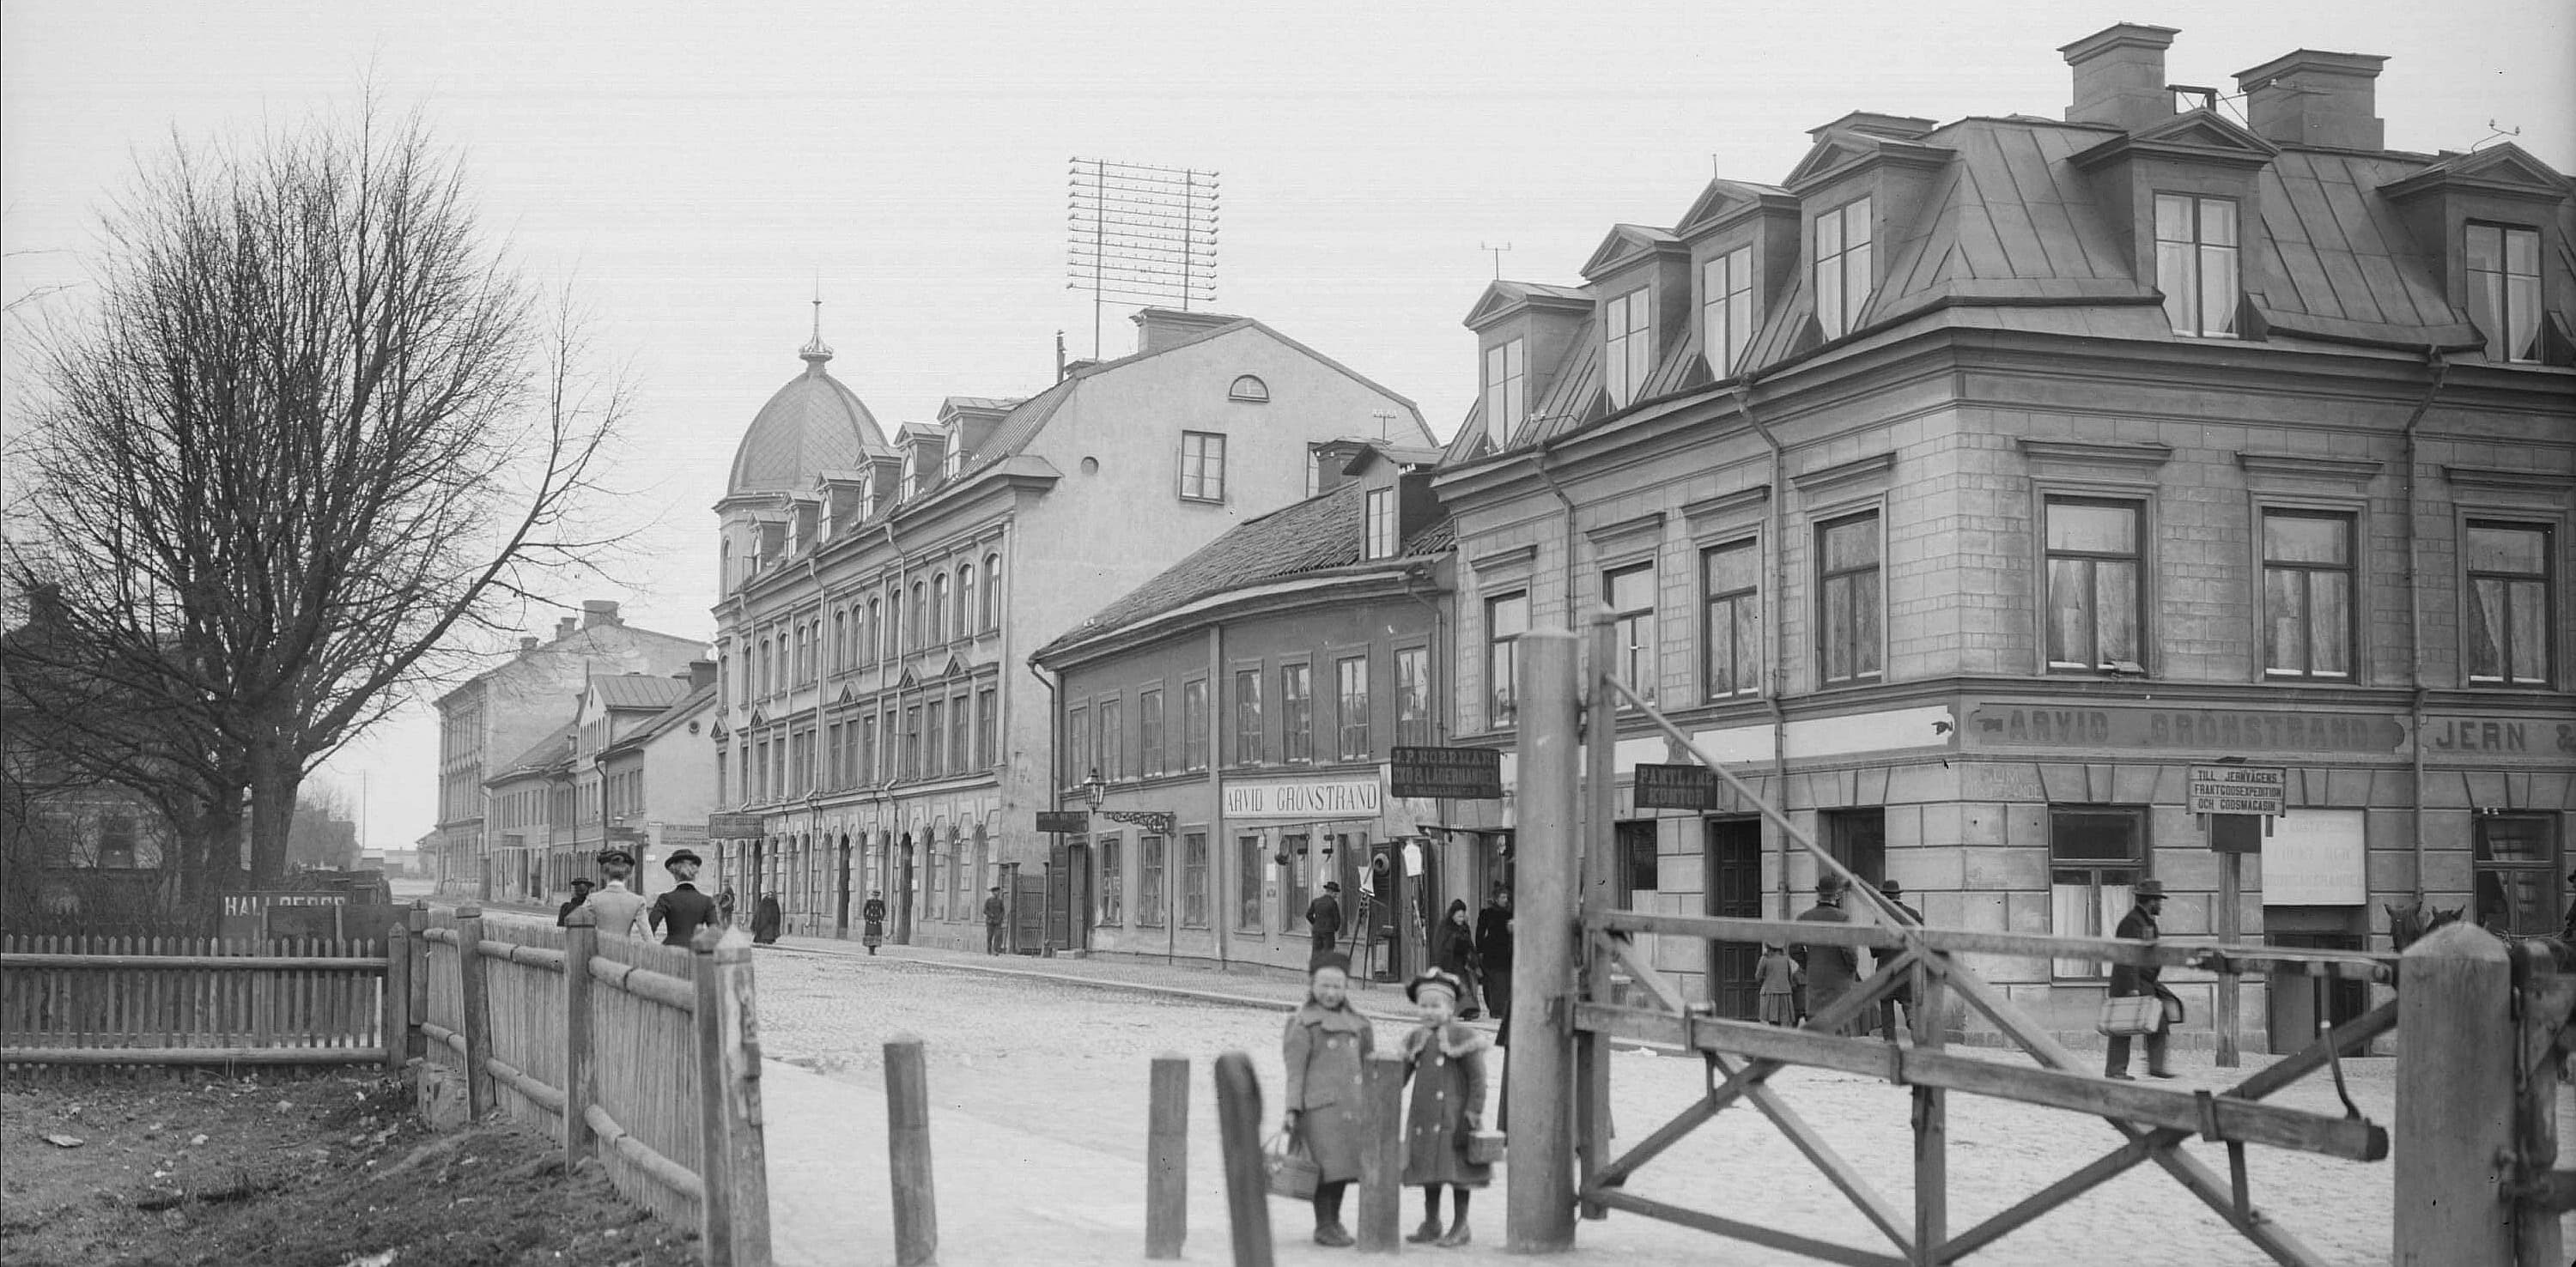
(1222, 777, 1382, 820)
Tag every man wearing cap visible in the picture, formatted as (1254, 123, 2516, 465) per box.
(1793, 876, 1859, 1034)
(1876, 879, 1923, 1040)
(648, 850, 720, 949)
(982, 886, 1007, 955)
(556, 878, 596, 928)
(585, 850, 650, 940)
(2105, 879, 2178, 1080)
(1306, 880, 1346, 970)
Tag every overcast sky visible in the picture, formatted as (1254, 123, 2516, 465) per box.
(5, 0, 2569, 858)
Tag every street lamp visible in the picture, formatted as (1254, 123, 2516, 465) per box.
(1081, 767, 1106, 810)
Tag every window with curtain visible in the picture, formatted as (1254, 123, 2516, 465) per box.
(1703, 539, 1759, 698)
(1098, 698, 1123, 780)
(2154, 193, 2239, 337)
(1817, 512, 1882, 684)
(922, 700, 945, 779)
(1280, 664, 1312, 762)
(1236, 835, 1266, 931)
(1487, 591, 1529, 727)
(1139, 688, 1165, 776)
(1394, 646, 1430, 747)
(2044, 498, 2142, 672)
(2465, 520, 2554, 685)
(1232, 670, 1262, 766)
(1180, 432, 1227, 501)
(2262, 509, 2354, 679)
(2475, 815, 2561, 936)
(1138, 834, 1167, 927)
(1182, 833, 1209, 928)
(2467, 223, 2543, 363)
(975, 688, 997, 769)
(1097, 836, 1124, 924)
(1335, 656, 1370, 760)
(1182, 678, 1210, 771)
(2049, 808, 2144, 978)
(1814, 197, 1874, 338)
(983, 555, 1002, 631)
(928, 575, 948, 646)
(1068, 704, 1092, 784)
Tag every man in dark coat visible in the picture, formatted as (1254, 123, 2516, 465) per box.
(1876, 878, 1924, 1040)
(556, 878, 595, 926)
(1474, 886, 1514, 1030)
(2105, 878, 2177, 1079)
(982, 886, 1007, 955)
(648, 850, 720, 948)
(1792, 876, 1859, 1034)
(1306, 881, 1346, 968)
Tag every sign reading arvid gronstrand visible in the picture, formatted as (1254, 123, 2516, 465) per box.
(1387, 746, 1504, 800)
(2186, 765, 2287, 816)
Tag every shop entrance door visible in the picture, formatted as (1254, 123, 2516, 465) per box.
(1704, 816, 1763, 1019)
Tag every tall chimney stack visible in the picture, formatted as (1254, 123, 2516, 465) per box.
(2234, 50, 2386, 151)
(2060, 23, 2179, 134)
(556, 616, 578, 640)
(581, 599, 623, 628)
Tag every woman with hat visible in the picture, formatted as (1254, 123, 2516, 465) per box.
(1434, 899, 1485, 1021)
(1281, 951, 1373, 1246)
(649, 850, 720, 948)
(1399, 967, 1492, 1246)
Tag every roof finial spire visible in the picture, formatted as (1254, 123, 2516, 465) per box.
(799, 276, 834, 372)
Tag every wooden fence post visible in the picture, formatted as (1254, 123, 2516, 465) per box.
(2511, 943, 2566, 1267)
(454, 905, 494, 1120)
(884, 1034, 939, 1267)
(1910, 952, 1947, 1267)
(1508, 628, 1580, 1253)
(1355, 1052, 1406, 1252)
(404, 901, 428, 1063)
(562, 907, 598, 1168)
(1146, 1053, 1189, 1259)
(383, 923, 411, 1076)
(1577, 609, 1616, 1221)
(694, 927, 738, 1267)
(713, 927, 772, 1267)
(1212, 1051, 1273, 1267)
(2394, 923, 2511, 1266)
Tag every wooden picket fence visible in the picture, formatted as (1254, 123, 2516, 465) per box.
(0, 934, 387, 1070)
(408, 902, 772, 1267)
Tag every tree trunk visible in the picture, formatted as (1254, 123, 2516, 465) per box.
(245, 737, 302, 888)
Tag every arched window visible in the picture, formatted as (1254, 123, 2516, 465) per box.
(955, 564, 974, 636)
(983, 554, 1002, 632)
(867, 597, 883, 663)
(886, 590, 902, 657)
(911, 581, 927, 648)
(832, 609, 847, 673)
(1229, 374, 1269, 403)
(929, 574, 949, 645)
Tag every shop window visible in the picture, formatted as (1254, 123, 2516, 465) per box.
(2475, 814, 2560, 937)
(2049, 807, 2146, 978)
(1236, 834, 1266, 931)
(1616, 821, 1659, 906)
(1281, 834, 1312, 932)
(2044, 498, 2143, 672)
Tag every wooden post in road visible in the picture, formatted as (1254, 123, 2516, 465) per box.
(1212, 1052, 1274, 1267)
(1146, 1053, 1188, 1259)
(2393, 923, 2511, 1266)
(1508, 628, 1580, 1253)
(453, 905, 494, 1119)
(885, 1034, 939, 1267)
(1355, 1052, 1406, 1252)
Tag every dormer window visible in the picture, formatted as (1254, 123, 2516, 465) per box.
(1482, 338, 1527, 447)
(1701, 246, 1754, 375)
(2467, 223, 2542, 363)
(858, 481, 876, 521)
(2154, 194, 2239, 337)
(900, 449, 920, 498)
(1229, 374, 1270, 402)
(1814, 196, 1874, 339)
(1363, 488, 1395, 561)
(1604, 288, 1653, 407)
(943, 427, 964, 480)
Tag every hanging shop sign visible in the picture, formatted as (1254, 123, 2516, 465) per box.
(1387, 747, 1504, 800)
(1223, 777, 1382, 820)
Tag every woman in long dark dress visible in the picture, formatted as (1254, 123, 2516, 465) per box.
(751, 893, 782, 944)
(1282, 951, 1373, 1246)
(1435, 899, 1484, 1020)
(860, 891, 888, 954)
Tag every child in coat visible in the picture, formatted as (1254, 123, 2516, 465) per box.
(1756, 943, 1803, 1027)
(1400, 967, 1492, 1247)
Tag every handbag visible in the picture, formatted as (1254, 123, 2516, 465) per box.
(2158, 990, 2185, 1026)
(1265, 1130, 1319, 1200)
(2095, 994, 2164, 1037)
(1466, 1129, 1508, 1166)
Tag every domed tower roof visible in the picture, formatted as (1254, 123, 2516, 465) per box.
(726, 305, 889, 498)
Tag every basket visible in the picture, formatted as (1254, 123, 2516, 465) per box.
(1265, 1131, 1319, 1200)
(1466, 1129, 1508, 1166)
(2095, 994, 2165, 1037)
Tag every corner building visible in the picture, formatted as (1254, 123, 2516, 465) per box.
(713, 310, 1431, 949)
(1430, 25, 2575, 1047)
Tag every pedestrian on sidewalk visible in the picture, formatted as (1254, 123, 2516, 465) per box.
(556, 878, 595, 927)
(586, 850, 650, 940)
(1793, 876, 1858, 1034)
(1435, 900, 1484, 1020)
(1282, 951, 1373, 1247)
(1305, 881, 1346, 970)
(717, 884, 738, 928)
(1877, 878, 1925, 1040)
(752, 891, 782, 945)
(649, 850, 720, 948)
(1475, 885, 1513, 1032)
(861, 891, 888, 955)
(2105, 879, 2178, 1081)
(1399, 967, 1492, 1248)
(1755, 943, 1801, 1027)
(982, 886, 1006, 954)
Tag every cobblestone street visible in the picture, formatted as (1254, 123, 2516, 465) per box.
(745, 936, 2576, 1266)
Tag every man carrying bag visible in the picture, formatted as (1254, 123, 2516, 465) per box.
(2100, 878, 2179, 1080)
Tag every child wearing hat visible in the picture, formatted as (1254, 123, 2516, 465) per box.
(1400, 967, 1492, 1247)
(1754, 943, 1802, 1027)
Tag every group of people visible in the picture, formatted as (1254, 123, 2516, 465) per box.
(551, 847, 787, 948)
(1281, 953, 1493, 1248)
(1303, 882, 1516, 1034)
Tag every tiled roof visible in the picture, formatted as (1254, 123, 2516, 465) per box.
(489, 722, 577, 783)
(727, 355, 888, 498)
(589, 674, 693, 712)
(615, 683, 714, 749)
(1036, 482, 1450, 659)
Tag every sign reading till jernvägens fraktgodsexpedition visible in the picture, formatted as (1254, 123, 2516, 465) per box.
(2187, 765, 2287, 816)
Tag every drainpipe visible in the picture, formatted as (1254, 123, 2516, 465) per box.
(1528, 441, 1583, 621)
(1207, 621, 1228, 968)
(1728, 376, 1796, 918)
(2399, 347, 2451, 906)
(1027, 655, 1060, 951)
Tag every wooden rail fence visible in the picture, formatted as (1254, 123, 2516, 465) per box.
(1, 935, 387, 1067)
(410, 902, 772, 1267)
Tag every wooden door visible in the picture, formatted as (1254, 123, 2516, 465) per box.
(1704, 816, 1764, 1019)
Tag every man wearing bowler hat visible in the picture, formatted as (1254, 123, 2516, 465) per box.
(1876, 878, 1924, 1040)
(556, 878, 596, 928)
(1307, 880, 1346, 969)
(2105, 878, 2178, 1080)
(585, 849, 650, 940)
(648, 849, 720, 948)
(1793, 876, 1859, 1034)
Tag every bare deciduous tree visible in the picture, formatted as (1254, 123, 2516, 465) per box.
(0, 105, 629, 924)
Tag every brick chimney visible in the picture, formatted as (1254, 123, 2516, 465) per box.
(556, 616, 578, 640)
(2060, 23, 2178, 133)
(1131, 307, 1242, 355)
(681, 659, 718, 690)
(581, 599, 622, 628)
(2234, 50, 2386, 150)
(519, 635, 539, 653)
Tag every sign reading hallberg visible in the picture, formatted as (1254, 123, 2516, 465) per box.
(1223, 778, 1383, 820)
(1035, 811, 1090, 834)
(1634, 763, 1723, 811)
(2187, 765, 2287, 816)
(706, 813, 766, 839)
(1387, 747, 1504, 800)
